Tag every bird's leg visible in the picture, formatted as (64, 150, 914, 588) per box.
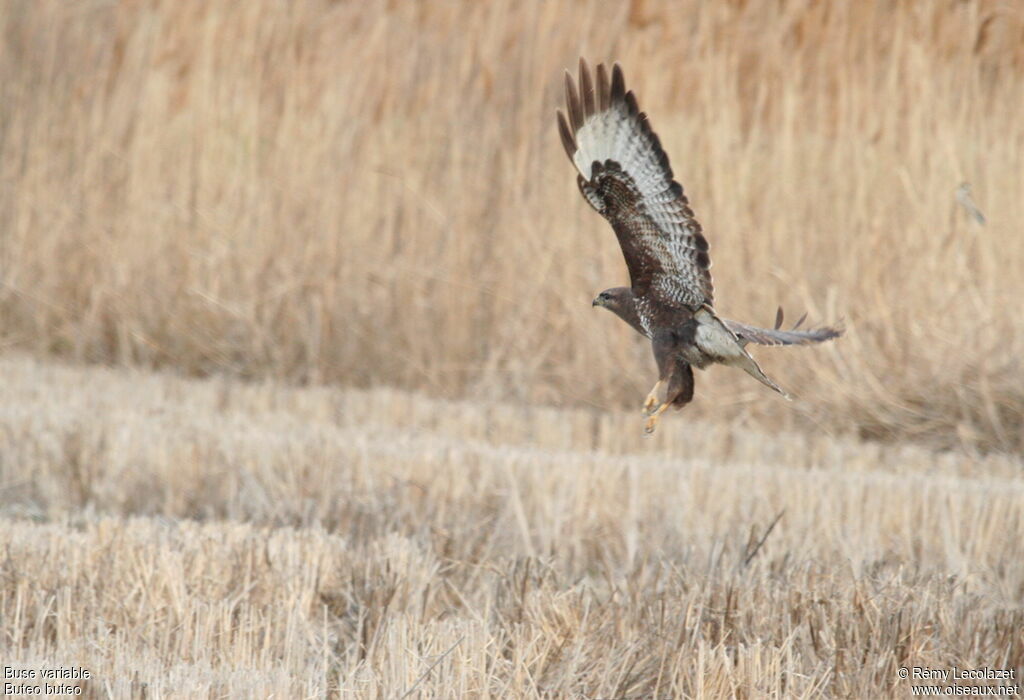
(643, 333, 676, 431)
(644, 401, 670, 435)
(642, 380, 664, 415)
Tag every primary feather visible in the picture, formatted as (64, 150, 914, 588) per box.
(557, 59, 713, 314)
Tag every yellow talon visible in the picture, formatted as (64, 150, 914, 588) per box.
(642, 380, 664, 415)
(643, 402, 670, 434)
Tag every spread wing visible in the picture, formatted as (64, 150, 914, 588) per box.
(557, 59, 713, 309)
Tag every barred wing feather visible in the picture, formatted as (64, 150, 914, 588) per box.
(557, 59, 713, 309)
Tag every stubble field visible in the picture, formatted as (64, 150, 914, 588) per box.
(2, 355, 1023, 696)
(2, 0, 1024, 696)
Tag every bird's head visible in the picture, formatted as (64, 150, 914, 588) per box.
(592, 286, 646, 336)
(592, 287, 631, 312)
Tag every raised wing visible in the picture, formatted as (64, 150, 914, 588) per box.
(557, 59, 713, 309)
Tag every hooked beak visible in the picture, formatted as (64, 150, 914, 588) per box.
(592, 297, 600, 307)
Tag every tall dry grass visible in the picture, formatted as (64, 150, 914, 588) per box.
(2, 355, 1023, 696)
(1, 0, 1023, 449)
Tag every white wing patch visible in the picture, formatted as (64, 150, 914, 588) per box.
(557, 60, 713, 310)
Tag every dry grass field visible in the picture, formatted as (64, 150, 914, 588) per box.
(2, 354, 1023, 697)
(2, 0, 1024, 697)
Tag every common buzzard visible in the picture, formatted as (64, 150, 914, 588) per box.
(557, 59, 842, 433)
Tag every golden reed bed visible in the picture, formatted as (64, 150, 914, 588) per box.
(1, 0, 1022, 450)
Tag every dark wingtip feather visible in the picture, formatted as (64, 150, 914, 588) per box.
(596, 63, 610, 111)
(792, 312, 808, 330)
(610, 63, 625, 103)
(564, 70, 582, 132)
(624, 91, 639, 115)
(578, 58, 595, 117)
(774, 306, 784, 330)
(556, 110, 576, 161)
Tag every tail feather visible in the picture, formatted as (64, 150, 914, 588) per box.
(694, 306, 793, 400)
(723, 318, 843, 347)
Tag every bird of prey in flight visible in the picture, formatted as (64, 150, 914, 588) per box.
(557, 59, 842, 433)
